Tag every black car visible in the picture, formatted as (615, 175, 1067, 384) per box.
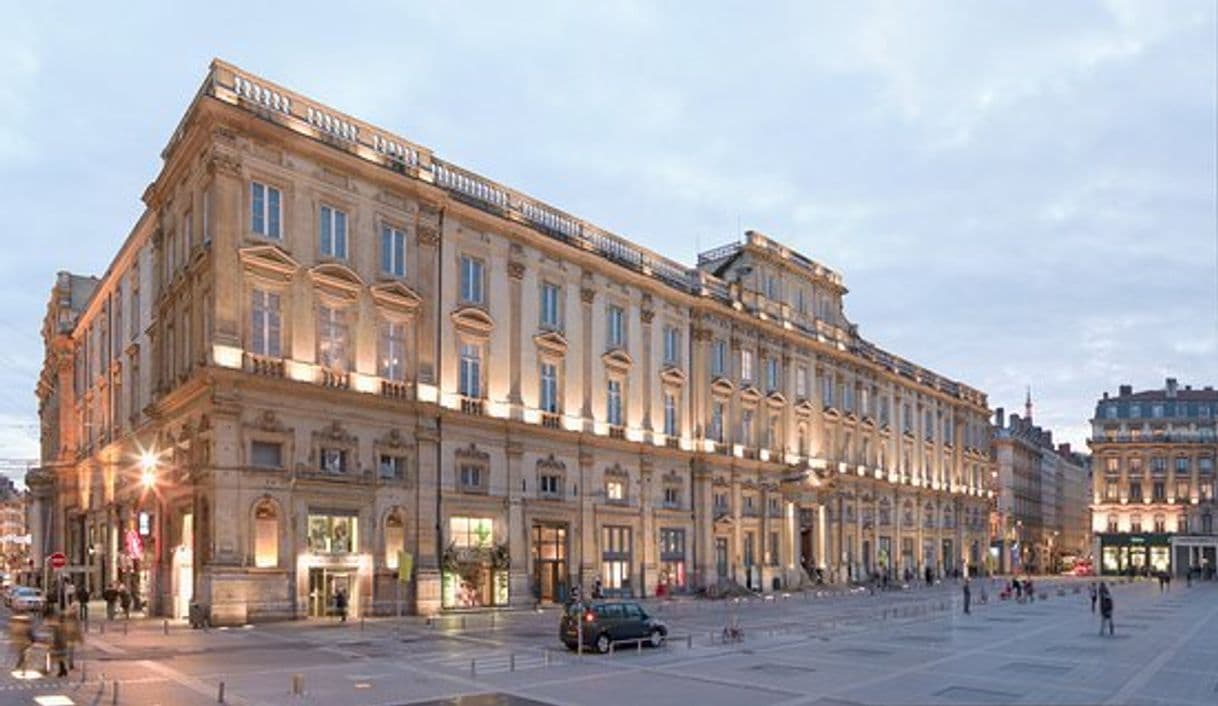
(561, 600, 667, 653)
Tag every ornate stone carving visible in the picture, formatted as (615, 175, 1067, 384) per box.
(253, 410, 286, 433)
(416, 203, 441, 246)
(507, 260, 526, 280)
(580, 288, 596, 305)
(207, 150, 242, 178)
(640, 308, 655, 325)
(456, 443, 490, 463)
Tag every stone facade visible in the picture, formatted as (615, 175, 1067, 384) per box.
(1089, 378, 1218, 577)
(29, 60, 993, 623)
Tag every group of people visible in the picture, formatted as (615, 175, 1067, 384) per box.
(997, 576, 1037, 602)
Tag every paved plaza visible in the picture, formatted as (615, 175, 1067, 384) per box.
(0, 578, 1215, 706)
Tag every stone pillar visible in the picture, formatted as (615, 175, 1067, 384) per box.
(577, 448, 597, 589)
(507, 252, 525, 418)
(414, 204, 442, 386)
(640, 299, 654, 432)
(205, 149, 243, 351)
(506, 439, 529, 604)
(580, 277, 595, 429)
(414, 419, 442, 614)
(692, 461, 714, 590)
(690, 322, 711, 440)
(639, 455, 655, 596)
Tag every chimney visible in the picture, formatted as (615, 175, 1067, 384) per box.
(1058, 442, 1072, 456)
(1102, 392, 1109, 400)
(994, 407, 1005, 428)
(1119, 384, 1132, 397)
(1166, 378, 1178, 398)
(1185, 385, 1192, 391)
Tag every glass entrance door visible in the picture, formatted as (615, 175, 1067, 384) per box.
(532, 524, 568, 603)
(715, 537, 729, 579)
(308, 568, 352, 617)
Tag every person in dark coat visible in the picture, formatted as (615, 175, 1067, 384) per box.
(118, 584, 131, 619)
(50, 612, 69, 677)
(103, 584, 118, 620)
(1089, 582, 1098, 613)
(1098, 583, 1114, 636)
(962, 578, 971, 615)
(75, 583, 90, 622)
(334, 588, 348, 623)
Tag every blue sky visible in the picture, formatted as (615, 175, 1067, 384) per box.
(0, 1, 1215, 478)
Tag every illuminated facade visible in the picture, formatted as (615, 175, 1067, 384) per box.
(1089, 379, 1218, 577)
(30, 61, 993, 623)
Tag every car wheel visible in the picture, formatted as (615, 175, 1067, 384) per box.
(648, 628, 665, 648)
(596, 633, 611, 654)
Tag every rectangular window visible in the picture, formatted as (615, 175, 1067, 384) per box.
(320, 448, 347, 474)
(663, 393, 677, 436)
(796, 288, 806, 314)
(711, 339, 727, 377)
(459, 465, 485, 491)
(540, 283, 562, 329)
(460, 255, 485, 304)
(1176, 480, 1190, 501)
(606, 479, 625, 501)
(1105, 481, 1119, 501)
(183, 210, 194, 255)
(1129, 482, 1142, 501)
(768, 531, 780, 566)
(317, 306, 348, 371)
(251, 290, 282, 357)
(378, 321, 406, 381)
(601, 526, 632, 592)
(539, 362, 559, 413)
(607, 379, 623, 426)
(663, 487, 680, 509)
(379, 454, 405, 480)
(449, 517, 494, 549)
(822, 374, 834, 408)
(250, 441, 283, 468)
(741, 349, 754, 382)
(606, 305, 625, 348)
(319, 205, 348, 258)
(459, 343, 481, 398)
(250, 182, 281, 238)
(1176, 457, 1190, 475)
(539, 473, 562, 496)
(796, 367, 808, 399)
(202, 189, 211, 244)
(663, 325, 681, 365)
(765, 358, 779, 392)
(741, 409, 753, 446)
(381, 225, 406, 277)
(130, 288, 140, 341)
(710, 402, 725, 442)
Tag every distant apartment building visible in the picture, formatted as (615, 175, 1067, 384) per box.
(990, 395, 1089, 573)
(0, 476, 29, 577)
(1089, 379, 1218, 577)
(29, 60, 994, 624)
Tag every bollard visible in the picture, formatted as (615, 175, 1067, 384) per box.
(609, 641, 615, 656)
(291, 673, 304, 696)
(164, 619, 169, 635)
(360, 616, 365, 632)
(113, 680, 120, 705)
(218, 680, 226, 703)
(491, 613, 496, 631)
(470, 659, 476, 679)
(100, 621, 105, 635)
(637, 639, 642, 654)
(686, 634, 693, 649)
(544, 650, 551, 667)
(123, 620, 128, 636)
(510, 653, 516, 671)
(462, 616, 467, 630)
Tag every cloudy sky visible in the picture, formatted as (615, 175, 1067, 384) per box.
(0, 1, 1214, 480)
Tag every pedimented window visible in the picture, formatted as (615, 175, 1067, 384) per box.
(240, 244, 299, 284)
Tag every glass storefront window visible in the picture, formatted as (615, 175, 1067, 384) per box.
(1102, 547, 1121, 573)
(443, 516, 504, 609)
(1150, 547, 1169, 572)
(450, 517, 494, 549)
(307, 511, 357, 554)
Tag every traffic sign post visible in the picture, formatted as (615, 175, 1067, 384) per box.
(49, 552, 67, 570)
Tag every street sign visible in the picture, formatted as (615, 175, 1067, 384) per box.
(48, 552, 67, 570)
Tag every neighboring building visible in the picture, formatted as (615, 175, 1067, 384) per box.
(1089, 379, 1218, 577)
(990, 394, 1089, 573)
(29, 60, 993, 624)
(0, 483, 29, 579)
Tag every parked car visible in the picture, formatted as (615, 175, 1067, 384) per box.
(561, 600, 667, 653)
(9, 587, 45, 613)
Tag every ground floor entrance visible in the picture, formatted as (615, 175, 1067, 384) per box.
(1170, 536, 1218, 578)
(532, 523, 568, 603)
(308, 568, 354, 618)
(1097, 532, 1172, 575)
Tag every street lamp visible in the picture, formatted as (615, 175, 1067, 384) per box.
(140, 450, 158, 490)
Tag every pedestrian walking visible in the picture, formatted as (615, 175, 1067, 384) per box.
(75, 583, 90, 623)
(924, 566, 933, 587)
(103, 583, 118, 620)
(962, 578, 971, 615)
(1099, 583, 1114, 636)
(1025, 578, 1034, 603)
(9, 614, 32, 671)
(64, 606, 82, 670)
(1088, 582, 1097, 613)
(1013, 579, 1022, 602)
(118, 583, 131, 620)
(335, 587, 348, 623)
(50, 612, 69, 677)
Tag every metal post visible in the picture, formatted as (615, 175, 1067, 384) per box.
(163, 619, 169, 635)
(113, 680, 119, 705)
(510, 653, 516, 671)
(461, 616, 467, 630)
(470, 659, 476, 678)
(218, 681, 226, 703)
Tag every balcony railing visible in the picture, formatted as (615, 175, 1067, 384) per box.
(320, 368, 349, 390)
(608, 425, 626, 440)
(541, 412, 562, 429)
(380, 380, 410, 399)
(243, 352, 285, 378)
(460, 397, 486, 416)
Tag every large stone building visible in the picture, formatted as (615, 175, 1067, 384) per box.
(989, 397, 1089, 574)
(29, 60, 993, 624)
(1089, 379, 1218, 577)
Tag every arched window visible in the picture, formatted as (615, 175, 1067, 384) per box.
(253, 500, 279, 568)
(385, 510, 405, 569)
(1153, 514, 1166, 533)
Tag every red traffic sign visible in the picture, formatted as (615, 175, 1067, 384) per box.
(48, 552, 67, 570)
